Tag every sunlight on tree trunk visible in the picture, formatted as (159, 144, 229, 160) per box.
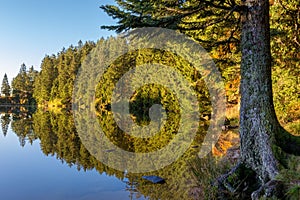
(240, 0, 300, 198)
(240, 0, 279, 181)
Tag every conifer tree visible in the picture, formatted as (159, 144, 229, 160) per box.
(1, 73, 11, 97)
(12, 64, 37, 104)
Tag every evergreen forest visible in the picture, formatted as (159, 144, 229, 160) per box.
(0, 1, 299, 199)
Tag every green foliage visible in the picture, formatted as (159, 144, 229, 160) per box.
(276, 169, 300, 200)
(100, 0, 240, 46)
(101, 0, 299, 131)
(287, 122, 300, 136)
(95, 45, 211, 116)
(33, 41, 96, 105)
(1, 73, 11, 97)
(270, 0, 300, 127)
(101, 0, 242, 103)
(190, 154, 233, 200)
(33, 55, 58, 104)
(11, 64, 38, 105)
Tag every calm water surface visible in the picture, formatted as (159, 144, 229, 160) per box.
(0, 116, 146, 200)
(0, 108, 214, 200)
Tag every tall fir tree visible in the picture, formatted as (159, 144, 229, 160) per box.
(1, 73, 11, 97)
(12, 64, 37, 104)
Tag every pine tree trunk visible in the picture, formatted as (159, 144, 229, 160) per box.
(240, 0, 280, 186)
(240, 2, 300, 193)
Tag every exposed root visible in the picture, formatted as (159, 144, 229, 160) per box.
(251, 180, 283, 200)
(216, 163, 284, 199)
(215, 162, 242, 193)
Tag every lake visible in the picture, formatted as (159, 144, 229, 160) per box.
(0, 108, 231, 200)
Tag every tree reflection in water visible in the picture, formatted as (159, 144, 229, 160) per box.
(1, 107, 236, 200)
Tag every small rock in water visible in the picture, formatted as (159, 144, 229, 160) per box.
(142, 176, 165, 184)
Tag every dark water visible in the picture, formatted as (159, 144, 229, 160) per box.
(0, 108, 216, 200)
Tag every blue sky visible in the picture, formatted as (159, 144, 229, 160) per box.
(0, 0, 116, 82)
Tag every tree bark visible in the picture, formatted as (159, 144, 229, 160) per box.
(226, 1, 300, 198)
(240, 0, 300, 187)
(240, 0, 279, 185)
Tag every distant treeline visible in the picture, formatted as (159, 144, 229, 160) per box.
(0, 40, 96, 107)
(0, 65, 37, 105)
(33, 40, 96, 106)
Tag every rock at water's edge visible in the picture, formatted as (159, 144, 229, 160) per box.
(142, 176, 165, 184)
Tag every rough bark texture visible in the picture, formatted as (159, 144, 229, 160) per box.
(240, 0, 279, 184)
(236, 0, 300, 198)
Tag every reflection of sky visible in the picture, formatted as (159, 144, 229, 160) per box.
(0, 126, 145, 200)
